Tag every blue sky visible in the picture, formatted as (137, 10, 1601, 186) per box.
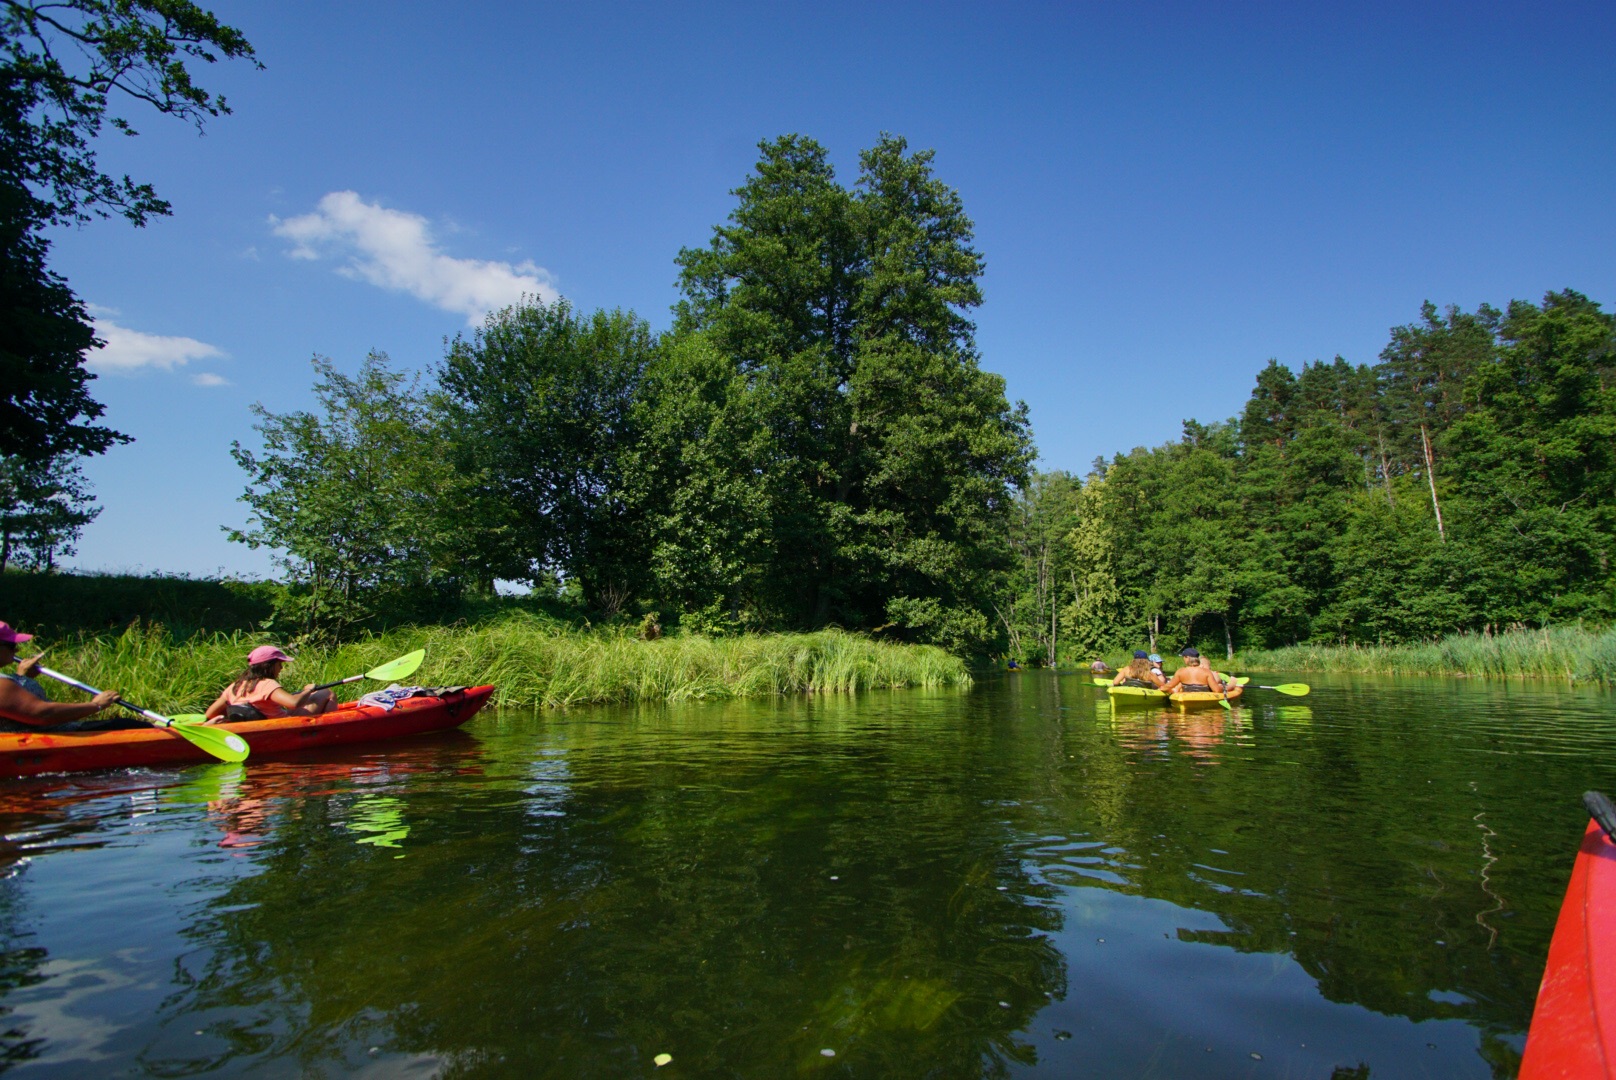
(45, 0, 1616, 578)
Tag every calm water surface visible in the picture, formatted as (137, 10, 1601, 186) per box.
(0, 672, 1611, 1078)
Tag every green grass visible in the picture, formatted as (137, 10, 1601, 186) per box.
(26, 617, 972, 713)
(1234, 625, 1616, 684)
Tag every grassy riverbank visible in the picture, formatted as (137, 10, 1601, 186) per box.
(1235, 625, 1616, 684)
(29, 618, 971, 713)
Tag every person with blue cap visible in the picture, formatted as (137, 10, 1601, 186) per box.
(1111, 649, 1166, 689)
(1160, 647, 1229, 696)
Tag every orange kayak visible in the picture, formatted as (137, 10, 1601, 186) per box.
(1520, 818, 1616, 1079)
(0, 686, 495, 778)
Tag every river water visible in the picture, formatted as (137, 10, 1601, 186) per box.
(0, 672, 1610, 1078)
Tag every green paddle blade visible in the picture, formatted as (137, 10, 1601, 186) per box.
(1218, 696, 1232, 711)
(1091, 677, 1113, 687)
(169, 720, 251, 763)
(1268, 683, 1311, 696)
(366, 649, 425, 683)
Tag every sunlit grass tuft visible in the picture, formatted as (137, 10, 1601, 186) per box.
(32, 620, 972, 713)
(1236, 625, 1616, 684)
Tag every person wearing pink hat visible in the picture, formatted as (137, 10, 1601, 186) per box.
(202, 644, 335, 722)
(0, 621, 123, 730)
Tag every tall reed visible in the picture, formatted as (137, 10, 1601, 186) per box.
(1235, 625, 1616, 684)
(30, 620, 972, 713)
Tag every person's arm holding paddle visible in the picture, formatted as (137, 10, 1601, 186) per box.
(0, 625, 119, 729)
(204, 646, 335, 724)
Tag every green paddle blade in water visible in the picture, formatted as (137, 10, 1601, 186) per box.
(168, 718, 251, 763)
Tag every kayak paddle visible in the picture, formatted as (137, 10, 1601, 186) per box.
(309, 649, 425, 693)
(36, 666, 250, 763)
(1249, 682, 1311, 696)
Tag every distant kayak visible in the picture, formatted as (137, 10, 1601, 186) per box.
(0, 686, 495, 777)
(1520, 816, 1616, 1079)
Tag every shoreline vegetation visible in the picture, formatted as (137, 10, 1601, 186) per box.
(1228, 625, 1616, 684)
(32, 620, 972, 714)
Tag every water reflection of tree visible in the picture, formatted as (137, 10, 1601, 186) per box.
(0, 782, 138, 1073)
(1035, 684, 1549, 1077)
(126, 678, 1566, 1078)
(147, 701, 1069, 1077)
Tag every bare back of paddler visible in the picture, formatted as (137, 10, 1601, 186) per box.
(1159, 647, 1227, 695)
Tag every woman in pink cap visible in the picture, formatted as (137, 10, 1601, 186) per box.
(0, 621, 123, 730)
(203, 645, 335, 722)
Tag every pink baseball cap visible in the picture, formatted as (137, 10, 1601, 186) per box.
(0, 622, 33, 644)
(247, 645, 292, 665)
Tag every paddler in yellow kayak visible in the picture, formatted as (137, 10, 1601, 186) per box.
(0, 621, 124, 730)
(1111, 650, 1167, 689)
(1159, 647, 1231, 697)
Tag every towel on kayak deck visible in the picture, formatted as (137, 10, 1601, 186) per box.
(358, 685, 469, 712)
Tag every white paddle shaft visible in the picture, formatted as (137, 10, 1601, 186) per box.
(35, 665, 173, 727)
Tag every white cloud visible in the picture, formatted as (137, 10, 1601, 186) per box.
(88, 319, 226, 375)
(270, 191, 557, 325)
(191, 372, 230, 387)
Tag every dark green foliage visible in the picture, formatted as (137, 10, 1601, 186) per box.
(0, 0, 258, 226)
(999, 471, 1079, 665)
(0, 568, 277, 637)
(0, 450, 96, 570)
(435, 300, 655, 608)
(670, 134, 1032, 650)
(229, 354, 480, 642)
(619, 331, 774, 633)
(0, 0, 253, 511)
(1031, 291, 1616, 657)
(215, 135, 1027, 652)
(0, 73, 121, 463)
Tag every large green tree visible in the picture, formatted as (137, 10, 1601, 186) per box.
(0, 1, 255, 505)
(0, 73, 119, 463)
(618, 332, 776, 633)
(229, 354, 471, 641)
(435, 299, 655, 608)
(673, 134, 1032, 650)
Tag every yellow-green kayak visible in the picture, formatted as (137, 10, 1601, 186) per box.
(1170, 684, 1245, 708)
(1107, 684, 1168, 704)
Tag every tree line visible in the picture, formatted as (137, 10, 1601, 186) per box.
(1002, 290, 1616, 663)
(232, 135, 1033, 648)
